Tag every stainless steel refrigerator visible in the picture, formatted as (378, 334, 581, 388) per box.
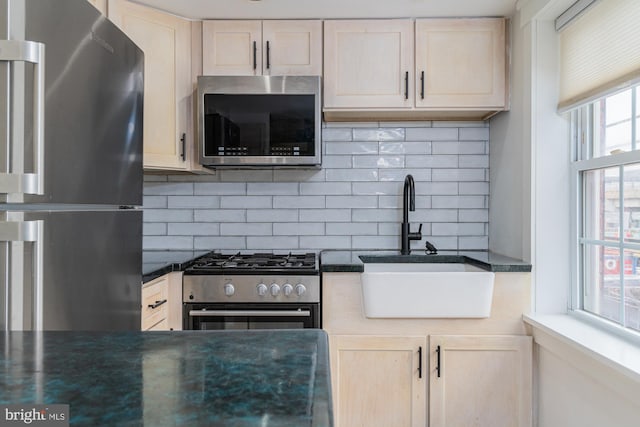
(0, 0, 144, 330)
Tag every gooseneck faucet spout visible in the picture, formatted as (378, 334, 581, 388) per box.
(401, 174, 422, 255)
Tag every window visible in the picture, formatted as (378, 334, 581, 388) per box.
(573, 85, 640, 334)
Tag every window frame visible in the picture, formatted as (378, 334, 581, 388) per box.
(570, 89, 640, 342)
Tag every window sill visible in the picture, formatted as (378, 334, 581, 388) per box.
(524, 314, 640, 384)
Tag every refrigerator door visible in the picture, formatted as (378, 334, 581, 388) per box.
(0, 210, 142, 331)
(0, 0, 143, 205)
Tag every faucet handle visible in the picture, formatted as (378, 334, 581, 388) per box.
(417, 223, 423, 235)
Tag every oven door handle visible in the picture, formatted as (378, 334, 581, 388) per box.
(188, 310, 311, 317)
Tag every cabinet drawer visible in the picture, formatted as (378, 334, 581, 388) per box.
(141, 276, 169, 330)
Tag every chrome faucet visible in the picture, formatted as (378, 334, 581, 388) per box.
(401, 174, 422, 255)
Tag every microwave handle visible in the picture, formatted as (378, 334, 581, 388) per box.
(189, 309, 310, 318)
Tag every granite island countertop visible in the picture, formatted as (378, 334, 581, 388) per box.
(320, 249, 532, 273)
(0, 330, 333, 427)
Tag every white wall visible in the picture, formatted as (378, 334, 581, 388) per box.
(535, 333, 640, 427)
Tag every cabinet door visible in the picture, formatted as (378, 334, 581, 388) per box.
(415, 18, 507, 109)
(109, 0, 191, 171)
(202, 21, 262, 75)
(324, 20, 414, 108)
(262, 20, 322, 75)
(430, 335, 532, 427)
(330, 335, 426, 427)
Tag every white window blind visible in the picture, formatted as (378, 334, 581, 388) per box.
(559, 0, 640, 112)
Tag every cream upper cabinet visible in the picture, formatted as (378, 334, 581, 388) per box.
(202, 20, 322, 76)
(108, 0, 191, 171)
(429, 335, 532, 427)
(323, 18, 508, 120)
(330, 335, 427, 427)
(323, 20, 414, 109)
(415, 18, 507, 109)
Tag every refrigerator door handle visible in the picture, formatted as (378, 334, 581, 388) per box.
(0, 39, 45, 195)
(0, 220, 44, 330)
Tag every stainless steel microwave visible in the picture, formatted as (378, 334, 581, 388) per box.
(197, 75, 322, 167)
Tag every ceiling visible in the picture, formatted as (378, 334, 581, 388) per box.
(131, 0, 520, 20)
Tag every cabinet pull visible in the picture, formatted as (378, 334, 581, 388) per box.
(253, 41, 257, 70)
(180, 133, 186, 161)
(266, 40, 270, 69)
(418, 346, 423, 379)
(148, 299, 167, 309)
(420, 71, 425, 100)
(404, 71, 409, 100)
(436, 345, 441, 378)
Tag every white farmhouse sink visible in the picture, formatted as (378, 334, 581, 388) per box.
(361, 263, 495, 318)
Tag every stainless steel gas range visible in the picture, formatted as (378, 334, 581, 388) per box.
(183, 252, 320, 330)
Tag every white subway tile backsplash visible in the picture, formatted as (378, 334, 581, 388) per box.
(353, 128, 405, 141)
(143, 121, 489, 252)
(247, 182, 299, 195)
(247, 236, 299, 250)
(247, 209, 298, 223)
(221, 196, 272, 209)
(326, 195, 377, 208)
(144, 236, 193, 250)
(299, 236, 351, 249)
(353, 155, 404, 168)
(405, 127, 458, 141)
(406, 155, 458, 169)
(300, 182, 351, 195)
(322, 128, 353, 141)
(459, 155, 489, 168)
(168, 222, 220, 236)
(352, 182, 402, 196)
(143, 196, 167, 209)
(299, 209, 351, 222)
(459, 127, 490, 140)
(144, 182, 193, 196)
(195, 237, 246, 250)
(194, 209, 246, 222)
(273, 223, 325, 236)
(325, 169, 378, 182)
(432, 195, 487, 209)
(168, 196, 220, 209)
(324, 141, 377, 155)
(379, 141, 431, 155)
(144, 209, 193, 223)
(194, 182, 246, 195)
(221, 223, 272, 236)
(326, 222, 377, 236)
(273, 196, 325, 209)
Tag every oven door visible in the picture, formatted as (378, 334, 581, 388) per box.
(185, 303, 319, 330)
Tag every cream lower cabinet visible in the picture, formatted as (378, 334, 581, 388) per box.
(328, 334, 532, 427)
(141, 272, 183, 331)
(330, 335, 427, 427)
(429, 335, 532, 427)
(108, 0, 193, 171)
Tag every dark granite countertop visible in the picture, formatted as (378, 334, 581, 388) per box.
(142, 250, 208, 283)
(0, 330, 333, 427)
(320, 249, 532, 273)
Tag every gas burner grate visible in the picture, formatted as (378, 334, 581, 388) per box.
(187, 251, 318, 275)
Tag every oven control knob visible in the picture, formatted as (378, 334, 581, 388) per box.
(270, 283, 281, 296)
(282, 283, 293, 297)
(257, 283, 268, 297)
(295, 284, 307, 296)
(224, 283, 235, 296)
